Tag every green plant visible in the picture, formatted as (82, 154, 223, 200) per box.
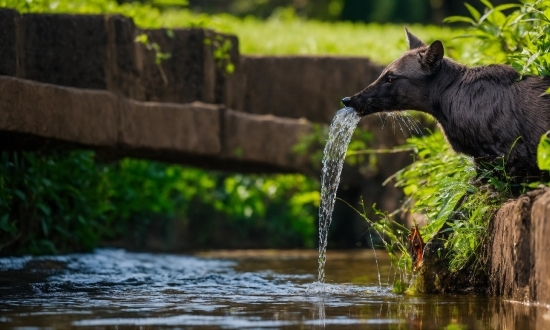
(392, 131, 477, 241)
(537, 130, 550, 170)
(204, 35, 235, 74)
(135, 32, 172, 83)
(445, 0, 550, 77)
(0, 151, 111, 254)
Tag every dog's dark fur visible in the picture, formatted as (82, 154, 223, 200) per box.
(343, 29, 550, 180)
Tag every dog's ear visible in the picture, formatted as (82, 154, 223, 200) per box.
(405, 28, 426, 49)
(423, 40, 444, 69)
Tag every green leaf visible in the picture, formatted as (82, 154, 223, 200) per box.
(0, 214, 11, 232)
(443, 15, 476, 24)
(537, 131, 550, 171)
(13, 189, 26, 201)
(480, 0, 494, 10)
(464, 3, 481, 21)
(494, 4, 522, 12)
(134, 33, 148, 44)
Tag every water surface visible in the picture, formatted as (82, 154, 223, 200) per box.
(0, 249, 549, 329)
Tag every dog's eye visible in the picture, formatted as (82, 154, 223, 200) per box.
(387, 77, 393, 83)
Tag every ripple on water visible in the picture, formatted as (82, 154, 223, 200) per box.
(0, 249, 536, 329)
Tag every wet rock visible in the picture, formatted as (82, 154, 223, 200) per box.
(530, 189, 550, 304)
(409, 227, 488, 295)
(487, 188, 550, 303)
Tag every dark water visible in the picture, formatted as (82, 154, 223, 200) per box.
(0, 249, 549, 329)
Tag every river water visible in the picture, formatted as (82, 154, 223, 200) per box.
(1, 248, 549, 329)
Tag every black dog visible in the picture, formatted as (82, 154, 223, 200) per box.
(342, 29, 550, 180)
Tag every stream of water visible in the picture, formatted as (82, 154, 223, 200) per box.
(1, 249, 548, 329)
(317, 107, 361, 283)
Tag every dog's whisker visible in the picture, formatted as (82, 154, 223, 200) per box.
(402, 112, 421, 136)
(404, 112, 423, 135)
(395, 114, 408, 138)
(381, 113, 389, 129)
(398, 114, 414, 137)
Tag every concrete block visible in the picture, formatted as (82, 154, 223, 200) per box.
(0, 76, 118, 146)
(135, 28, 216, 103)
(223, 109, 312, 172)
(0, 9, 18, 77)
(21, 13, 108, 89)
(239, 56, 383, 123)
(119, 100, 221, 156)
(105, 15, 141, 99)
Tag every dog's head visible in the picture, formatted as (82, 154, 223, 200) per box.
(342, 29, 444, 116)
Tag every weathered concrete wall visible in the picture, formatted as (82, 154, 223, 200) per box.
(0, 75, 118, 147)
(0, 76, 311, 174)
(0, 9, 383, 125)
(235, 56, 382, 123)
(0, 10, 235, 105)
(0, 9, 17, 77)
(487, 188, 550, 304)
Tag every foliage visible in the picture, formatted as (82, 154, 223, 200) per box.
(393, 131, 477, 242)
(0, 151, 320, 254)
(1, 0, 469, 65)
(0, 151, 110, 254)
(366, 130, 513, 279)
(537, 131, 550, 170)
(444, 0, 550, 77)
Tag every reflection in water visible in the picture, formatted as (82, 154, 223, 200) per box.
(0, 249, 549, 329)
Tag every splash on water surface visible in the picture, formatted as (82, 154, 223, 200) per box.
(317, 107, 361, 283)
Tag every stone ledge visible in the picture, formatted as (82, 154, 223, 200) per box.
(222, 109, 313, 172)
(119, 100, 221, 155)
(0, 76, 314, 174)
(0, 76, 118, 147)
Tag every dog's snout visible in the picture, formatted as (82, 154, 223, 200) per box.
(341, 97, 351, 107)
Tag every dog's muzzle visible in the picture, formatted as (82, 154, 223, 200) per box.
(341, 97, 351, 107)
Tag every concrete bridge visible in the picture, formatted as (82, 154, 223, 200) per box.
(0, 8, 405, 176)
